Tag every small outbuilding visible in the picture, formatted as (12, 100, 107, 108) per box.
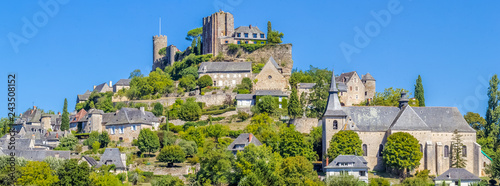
(324, 155, 369, 183)
(227, 133, 262, 155)
(434, 168, 481, 186)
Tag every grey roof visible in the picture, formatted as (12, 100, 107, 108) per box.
(325, 155, 369, 169)
(236, 94, 254, 100)
(88, 109, 104, 115)
(94, 83, 111, 93)
(324, 68, 347, 117)
(361, 73, 375, 81)
(255, 90, 288, 96)
(337, 82, 348, 92)
(234, 25, 266, 40)
(82, 156, 98, 166)
(97, 148, 126, 169)
(389, 106, 430, 131)
(1, 138, 33, 150)
(343, 107, 401, 132)
(115, 79, 131, 86)
(227, 133, 262, 151)
(77, 90, 91, 101)
(16, 108, 43, 125)
(412, 107, 475, 132)
(198, 62, 252, 73)
(105, 108, 158, 126)
(336, 71, 356, 83)
(268, 56, 282, 70)
(101, 113, 115, 124)
(434, 168, 481, 181)
(298, 83, 316, 89)
(2, 149, 70, 161)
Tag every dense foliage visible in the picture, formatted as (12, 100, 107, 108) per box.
(327, 130, 363, 160)
(138, 128, 161, 154)
(382, 132, 423, 177)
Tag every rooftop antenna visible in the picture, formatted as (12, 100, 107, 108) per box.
(159, 17, 161, 35)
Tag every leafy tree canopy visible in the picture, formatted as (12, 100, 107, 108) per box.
(327, 130, 363, 160)
(138, 128, 161, 154)
(382, 132, 423, 176)
(186, 27, 203, 41)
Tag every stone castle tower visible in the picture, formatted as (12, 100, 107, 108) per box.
(202, 10, 234, 55)
(152, 35, 167, 70)
(361, 73, 376, 101)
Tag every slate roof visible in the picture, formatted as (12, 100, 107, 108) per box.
(236, 94, 254, 100)
(335, 71, 356, 83)
(198, 62, 252, 73)
(94, 83, 111, 93)
(298, 83, 316, 89)
(325, 155, 369, 169)
(234, 25, 266, 40)
(268, 56, 282, 70)
(105, 108, 158, 126)
(0, 138, 33, 150)
(324, 68, 347, 117)
(434, 168, 481, 181)
(361, 73, 375, 81)
(97, 148, 126, 170)
(2, 150, 70, 161)
(82, 156, 98, 166)
(412, 107, 475, 132)
(337, 82, 348, 92)
(255, 90, 288, 96)
(77, 90, 91, 101)
(15, 108, 42, 125)
(115, 79, 131, 86)
(227, 133, 262, 151)
(389, 106, 430, 131)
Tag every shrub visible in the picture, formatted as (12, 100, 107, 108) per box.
(369, 178, 390, 186)
(197, 75, 213, 89)
(228, 130, 243, 138)
(237, 111, 250, 121)
(179, 98, 202, 121)
(157, 145, 186, 166)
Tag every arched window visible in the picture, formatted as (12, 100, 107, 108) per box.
(362, 144, 367, 156)
(378, 144, 384, 157)
(463, 146, 467, 157)
(444, 145, 449, 157)
(333, 120, 338, 129)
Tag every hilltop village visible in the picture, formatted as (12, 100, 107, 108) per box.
(1, 10, 498, 186)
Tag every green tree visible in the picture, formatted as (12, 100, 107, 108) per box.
(196, 142, 234, 185)
(90, 172, 122, 186)
(148, 68, 174, 94)
(308, 77, 330, 118)
(257, 95, 277, 114)
(281, 156, 322, 185)
(237, 77, 253, 91)
(17, 161, 59, 186)
(307, 126, 323, 161)
(288, 88, 303, 119)
(279, 125, 317, 161)
(179, 65, 199, 79)
(369, 178, 390, 186)
(383, 132, 423, 177)
(486, 149, 500, 180)
(485, 74, 500, 141)
(157, 145, 186, 166)
(92, 141, 101, 153)
(196, 36, 202, 55)
(179, 98, 202, 121)
(186, 27, 203, 41)
(327, 130, 363, 160)
(57, 159, 91, 186)
(414, 75, 425, 106)
(234, 144, 284, 186)
(138, 128, 160, 155)
(152, 102, 164, 117)
(206, 124, 229, 141)
(197, 75, 213, 89)
(61, 98, 70, 131)
(129, 69, 142, 79)
(400, 177, 428, 186)
(54, 134, 78, 150)
(84, 131, 99, 148)
(464, 112, 487, 138)
(158, 47, 166, 56)
(99, 131, 110, 148)
(266, 21, 284, 44)
(178, 139, 198, 157)
(325, 174, 362, 186)
(451, 129, 467, 168)
(370, 87, 411, 106)
(179, 74, 197, 91)
(96, 96, 116, 113)
(152, 175, 184, 186)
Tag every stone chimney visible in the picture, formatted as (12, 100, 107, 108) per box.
(56, 133, 59, 138)
(20, 113, 22, 117)
(399, 92, 409, 109)
(93, 85, 96, 90)
(33, 106, 37, 110)
(58, 112, 61, 115)
(249, 24, 252, 29)
(248, 133, 253, 142)
(140, 107, 145, 114)
(109, 81, 112, 87)
(326, 157, 329, 166)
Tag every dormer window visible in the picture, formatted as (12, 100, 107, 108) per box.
(260, 34, 264, 38)
(237, 33, 241, 37)
(244, 33, 248, 38)
(253, 33, 257, 38)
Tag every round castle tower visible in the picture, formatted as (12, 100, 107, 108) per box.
(152, 35, 167, 70)
(362, 73, 376, 101)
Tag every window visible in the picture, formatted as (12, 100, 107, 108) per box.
(225, 40, 228, 43)
(420, 144, 423, 153)
(279, 104, 282, 108)
(132, 125, 136, 131)
(356, 95, 358, 99)
(378, 144, 384, 157)
(213, 81, 216, 86)
(260, 34, 264, 38)
(362, 144, 367, 156)
(356, 86, 358, 91)
(244, 33, 248, 38)
(119, 126, 124, 134)
(233, 74, 237, 78)
(232, 80, 236, 85)
(350, 86, 352, 91)
(365, 91, 368, 96)
(279, 97, 282, 102)
(245, 74, 248, 77)
(110, 126, 115, 134)
(237, 41, 241, 44)
(333, 120, 338, 129)
(268, 75, 272, 79)
(253, 33, 257, 38)
(245, 41, 248, 44)
(359, 171, 366, 176)
(227, 74, 229, 78)
(261, 42, 264, 44)
(219, 81, 222, 86)
(119, 137, 123, 142)
(444, 145, 449, 157)
(455, 181, 459, 186)
(237, 33, 241, 37)
(463, 145, 467, 157)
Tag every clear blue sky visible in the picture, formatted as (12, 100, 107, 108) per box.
(1, 1, 499, 117)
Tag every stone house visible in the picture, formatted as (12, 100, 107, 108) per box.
(77, 90, 91, 104)
(235, 94, 254, 109)
(335, 71, 375, 106)
(254, 57, 288, 91)
(198, 62, 252, 88)
(113, 79, 131, 92)
(434, 168, 481, 186)
(322, 68, 490, 177)
(96, 148, 127, 173)
(14, 106, 62, 132)
(104, 107, 159, 143)
(324, 155, 369, 183)
(69, 109, 87, 131)
(93, 81, 113, 93)
(220, 25, 267, 45)
(227, 133, 262, 155)
(1, 132, 70, 160)
(255, 90, 289, 109)
(80, 156, 98, 167)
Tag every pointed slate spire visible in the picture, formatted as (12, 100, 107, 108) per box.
(324, 67, 346, 117)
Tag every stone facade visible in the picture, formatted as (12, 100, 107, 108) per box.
(106, 123, 153, 143)
(152, 35, 168, 70)
(254, 57, 288, 91)
(129, 93, 236, 109)
(336, 71, 376, 106)
(202, 10, 234, 55)
(198, 62, 252, 88)
(291, 118, 320, 133)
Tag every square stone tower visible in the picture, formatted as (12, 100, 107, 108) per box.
(202, 10, 234, 55)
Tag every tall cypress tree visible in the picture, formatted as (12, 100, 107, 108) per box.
(61, 98, 70, 131)
(196, 37, 201, 55)
(414, 75, 425, 106)
(288, 88, 303, 119)
(486, 74, 500, 140)
(451, 129, 466, 168)
(267, 21, 272, 44)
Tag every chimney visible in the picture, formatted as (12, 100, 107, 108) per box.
(109, 81, 112, 87)
(399, 92, 409, 109)
(249, 24, 252, 29)
(248, 133, 253, 142)
(58, 112, 61, 115)
(56, 133, 59, 138)
(20, 113, 22, 117)
(33, 106, 37, 110)
(326, 157, 329, 166)
(93, 85, 96, 90)
(140, 107, 145, 114)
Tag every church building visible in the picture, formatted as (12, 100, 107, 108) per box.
(322, 68, 490, 176)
